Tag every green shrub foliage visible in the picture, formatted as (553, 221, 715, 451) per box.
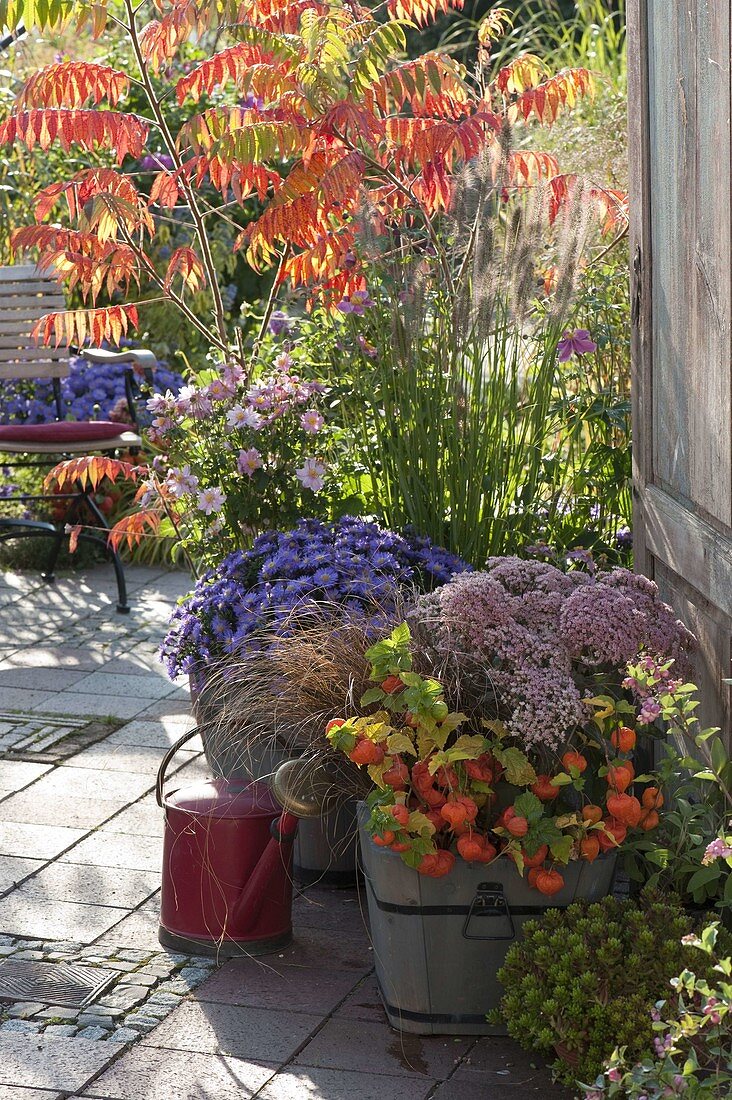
(495, 893, 729, 1085)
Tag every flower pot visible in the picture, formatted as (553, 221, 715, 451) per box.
(358, 804, 617, 1036)
(189, 668, 358, 885)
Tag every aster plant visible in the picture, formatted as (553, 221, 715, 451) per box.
(160, 515, 469, 678)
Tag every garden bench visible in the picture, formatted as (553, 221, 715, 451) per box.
(0, 264, 156, 613)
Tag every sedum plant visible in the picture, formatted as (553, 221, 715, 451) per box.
(495, 894, 729, 1087)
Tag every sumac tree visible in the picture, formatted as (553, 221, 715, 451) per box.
(0, 0, 619, 359)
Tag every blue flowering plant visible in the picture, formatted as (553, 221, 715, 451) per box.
(160, 516, 469, 679)
(0, 353, 184, 426)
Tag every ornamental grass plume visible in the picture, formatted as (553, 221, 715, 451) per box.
(409, 557, 695, 750)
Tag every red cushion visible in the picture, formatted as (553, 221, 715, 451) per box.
(0, 421, 127, 444)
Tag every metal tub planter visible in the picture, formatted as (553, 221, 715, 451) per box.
(358, 805, 617, 1036)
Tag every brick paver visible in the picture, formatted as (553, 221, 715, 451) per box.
(0, 564, 574, 1099)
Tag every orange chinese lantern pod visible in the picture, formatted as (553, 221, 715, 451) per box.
(535, 868, 565, 896)
(642, 786, 664, 810)
(606, 792, 642, 828)
(457, 834, 485, 862)
(527, 867, 542, 888)
(606, 762, 634, 792)
(580, 835, 601, 862)
(562, 751, 587, 773)
(611, 726, 637, 752)
(381, 675, 405, 694)
(640, 810, 660, 831)
(372, 830, 395, 847)
(582, 805, 603, 825)
(531, 774, 560, 801)
(521, 844, 549, 868)
(506, 814, 529, 838)
(597, 817, 628, 851)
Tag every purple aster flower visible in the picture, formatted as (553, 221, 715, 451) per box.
(557, 329, 597, 362)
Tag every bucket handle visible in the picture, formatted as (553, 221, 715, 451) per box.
(462, 881, 516, 941)
(156, 726, 201, 807)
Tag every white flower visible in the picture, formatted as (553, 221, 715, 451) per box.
(296, 458, 326, 493)
(165, 465, 199, 498)
(197, 486, 226, 515)
(226, 404, 263, 430)
(274, 352, 293, 371)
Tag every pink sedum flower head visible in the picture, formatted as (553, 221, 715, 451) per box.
(226, 404, 263, 431)
(197, 486, 226, 515)
(336, 289, 375, 315)
(237, 448, 263, 478)
(301, 409, 324, 434)
(296, 458, 326, 493)
(557, 329, 597, 362)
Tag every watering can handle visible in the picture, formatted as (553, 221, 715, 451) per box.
(155, 726, 201, 807)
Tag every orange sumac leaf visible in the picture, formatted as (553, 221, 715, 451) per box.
(149, 170, 180, 209)
(66, 524, 83, 553)
(16, 62, 130, 109)
(33, 304, 139, 348)
(164, 247, 206, 293)
(387, 0, 464, 27)
(0, 110, 149, 164)
(108, 510, 162, 552)
(34, 169, 141, 223)
(44, 456, 145, 493)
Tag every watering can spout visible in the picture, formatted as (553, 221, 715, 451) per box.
(231, 758, 337, 932)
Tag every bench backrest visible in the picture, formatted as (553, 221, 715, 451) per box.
(0, 265, 68, 381)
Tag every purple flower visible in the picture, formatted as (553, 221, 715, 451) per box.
(557, 329, 598, 362)
(702, 837, 732, 865)
(138, 153, 175, 172)
(268, 310, 292, 337)
(336, 289, 375, 316)
(197, 486, 226, 515)
(159, 518, 469, 678)
(237, 448, 263, 477)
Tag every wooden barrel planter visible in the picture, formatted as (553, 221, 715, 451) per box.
(358, 804, 617, 1036)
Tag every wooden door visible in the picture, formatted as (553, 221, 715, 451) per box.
(628, 0, 732, 736)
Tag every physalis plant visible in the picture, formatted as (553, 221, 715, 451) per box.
(326, 625, 663, 893)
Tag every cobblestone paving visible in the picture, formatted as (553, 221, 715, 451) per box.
(0, 565, 573, 1099)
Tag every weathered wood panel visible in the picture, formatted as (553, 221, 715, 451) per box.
(629, 0, 732, 737)
(0, 265, 68, 380)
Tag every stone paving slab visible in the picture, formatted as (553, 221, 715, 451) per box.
(0, 894, 128, 940)
(18, 862, 160, 909)
(0, 855, 45, 892)
(0, 820, 85, 859)
(0, 1032, 115, 1092)
(197, 958, 364, 1015)
(293, 1018, 472, 1081)
(142, 1000, 323, 1062)
(83, 1047, 278, 1100)
(59, 832, 163, 873)
(256, 1067, 434, 1100)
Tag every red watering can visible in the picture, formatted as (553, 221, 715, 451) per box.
(156, 731, 338, 956)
